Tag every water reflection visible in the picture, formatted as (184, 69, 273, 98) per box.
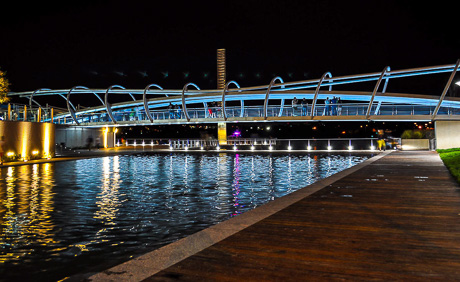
(232, 154, 241, 215)
(0, 163, 56, 265)
(0, 152, 371, 280)
(95, 156, 122, 225)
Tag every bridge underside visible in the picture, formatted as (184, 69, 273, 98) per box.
(78, 115, 459, 128)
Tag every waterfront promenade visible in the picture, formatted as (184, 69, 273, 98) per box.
(89, 151, 460, 281)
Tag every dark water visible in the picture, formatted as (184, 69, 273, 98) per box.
(0, 152, 371, 281)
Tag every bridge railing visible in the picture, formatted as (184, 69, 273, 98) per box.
(49, 102, 460, 125)
(116, 137, 401, 151)
(0, 103, 54, 122)
(8, 62, 460, 125)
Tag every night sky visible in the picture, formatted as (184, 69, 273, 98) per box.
(2, 0, 459, 96)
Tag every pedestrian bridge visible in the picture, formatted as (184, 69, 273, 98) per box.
(6, 61, 460, 127)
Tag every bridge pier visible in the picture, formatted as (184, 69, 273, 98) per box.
(0, 120, 55, 161)
(218, 122, 227, 145)
(55, 125, 115, 149)
(435, 121, 460, 149)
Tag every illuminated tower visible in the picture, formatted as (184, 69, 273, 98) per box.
(217, 49, 226, 90)
(217, 49, 227, 145)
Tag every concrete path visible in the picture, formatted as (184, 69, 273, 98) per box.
(88, 151, 460, 281)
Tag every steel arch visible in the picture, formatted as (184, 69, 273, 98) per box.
(263, 76, 284, 120)
(143, 83, 163, 122)
(311, 72, 332, 117)
(221, 80, 241, 121)
(105, 85, 127, 124)
(29, 88, 50, 110)
(65, 86, 107, 124)
(67, 86, 92, 125)
(182, 82, 200, 122)
(29, 88, 51, 119)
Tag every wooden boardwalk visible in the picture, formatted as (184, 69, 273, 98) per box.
(140, 151, 460, 281)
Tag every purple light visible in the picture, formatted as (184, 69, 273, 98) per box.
(232, 130, 241, 137)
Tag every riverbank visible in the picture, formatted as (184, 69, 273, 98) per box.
(0, 147, 380, 168)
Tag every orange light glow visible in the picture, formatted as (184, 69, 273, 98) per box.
(43, 123, 51, 158)
(103, 127, 108, 148)
(21, 122, 31, 160)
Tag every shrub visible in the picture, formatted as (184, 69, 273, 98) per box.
(401, 130, 413, 139)
(401, 129, 425, 139)
(412, 130, 424, 139)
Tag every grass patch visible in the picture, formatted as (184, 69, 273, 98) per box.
(437, 148, 460, 184)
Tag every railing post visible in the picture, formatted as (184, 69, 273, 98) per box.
(432, 59, 460, 119)
(278, 99, 285, 117)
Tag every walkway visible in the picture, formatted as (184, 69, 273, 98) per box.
(0, 146, 168, 168)
(89, 151, 460, 281)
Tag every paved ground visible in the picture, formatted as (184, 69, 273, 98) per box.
(89, 151, 460, 281)
(0, 146, 167, 168)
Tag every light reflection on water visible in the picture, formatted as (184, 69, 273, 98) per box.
(0, 152, 370, 280)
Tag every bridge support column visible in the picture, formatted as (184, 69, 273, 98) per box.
(435, 121, 460, 149)
(218, 122, 227, 145)
(0, 120, 55, 160)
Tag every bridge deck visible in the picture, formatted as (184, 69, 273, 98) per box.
(136, 151, 460, 280)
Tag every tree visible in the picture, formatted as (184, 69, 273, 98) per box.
(0, 69, 11, 104)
